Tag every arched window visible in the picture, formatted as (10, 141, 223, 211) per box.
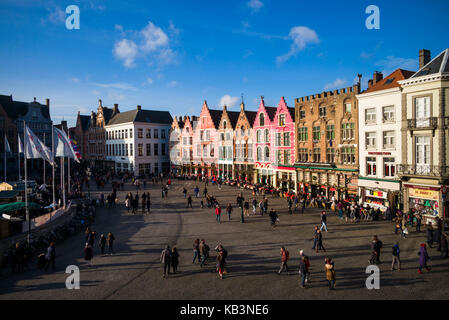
(259, 113, 265, 126)
(257, 147, 262, 161)
(223, 121, 227, 129)
(241, 126, 245, 136)
(264, 146, 270, 161)
(264, 129, 269, 143)
(257, 130, 261, 143)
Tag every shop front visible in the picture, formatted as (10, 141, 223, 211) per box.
(255, 162, 273, 186)
(403, 184, 446, 225)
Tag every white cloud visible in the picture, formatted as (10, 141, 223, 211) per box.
(113, 20, 178, 68)
(91, 90, 101, 96)
(69, 77, 81, 83)
(41, 7, 65, 25)
(93, 82, 137, 91)
(146, 77, 153, 84)
(324, 78, 347, 91)
(168, 81, 177, 87)
(113, 39, 138, 68)
(276, 26, 320, 66)
(219, 95, 240, 108)
(248, 0, 264, 12)
(108, 91, 125, 101)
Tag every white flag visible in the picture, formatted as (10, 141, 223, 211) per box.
(54, 127, 80, 162)
(18, 135, 23, 154)
(4, 135, 11, 153)
(24, 125, 54, 165)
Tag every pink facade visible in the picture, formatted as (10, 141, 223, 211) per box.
(180, 116, 197, 173)
(272, 97, 296, 190)
(252, 97, 277, 185)
(192, 101, 221, 176)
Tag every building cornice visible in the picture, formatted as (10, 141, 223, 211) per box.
(398, 73, 449, 86)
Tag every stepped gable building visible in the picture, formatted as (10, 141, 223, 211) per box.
(294, 81, 360, 201)
(272, 96, 296, 191)
(179, 115, 198, 175)
(357, 69, 415, 211)
(398, 48, 449, 223)
(253, 97, 277, 185)
(192, 101, 221, 177)
(217, 105, 240, 179)
(74, 111, 91, 160)
(233, 100, 257, 182)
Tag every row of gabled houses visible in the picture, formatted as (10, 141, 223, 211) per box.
(170, 48, 449, 224)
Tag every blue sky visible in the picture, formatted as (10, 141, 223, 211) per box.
(1, 0, 448, 127)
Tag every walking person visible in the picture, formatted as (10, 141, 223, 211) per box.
(192, 239, 201, 264)
(418, 243, 431, 274)
(252, 198, 257, 215)
(199, 239, 208, 267)
(324, 257, 336, 290)
(99, 234, 107, 255)
(44, 242, 56, 271)
(298, 254, 307, 288)
(440, 233, 448, 259)
(84, 243, 94, 267)
(277, 246, 290, 275)
(320, 211, 328, 232)
(391, 242, 401, 271)
(187, 195, 193, 208)
(269, 208, 278, 229)
(426, 223, 434, 248)
(226, 204, 233, 221)
(171, 247, 179, 274)
(125, 196, 130, 213)
(146, 195, 151, 213)
(316, 230, 326, 253)
(160, 245, 172, 278)
(107, 232, 115, 255)
(369, 235, 383, 265)
(312, 226, 319, 251)
(215, 205, 222, 224)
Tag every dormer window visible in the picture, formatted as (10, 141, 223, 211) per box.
(278, 114, 286, 126)
(259, 113, 265, 126)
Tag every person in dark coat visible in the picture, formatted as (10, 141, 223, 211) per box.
(160, 245, 171, 278)
(369, 235, 382, 264)
(84, 243, 94, 267)
(418, 243, 430, 274)
(44, 242, 56, 271)
(269, 208, 278, 229)
(298, 255, 307, 288)
(171, 247, 179, 274)
(434, 227, 442, 252)
(426, 223, 434, 248)
(440, 233, 448, 258)
(99, 234, 107, 255)
(107, 232, 115, 255)
(146, 195, 151, 213)
(316, 230, 326, 253)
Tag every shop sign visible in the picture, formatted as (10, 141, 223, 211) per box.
(366, 190, 387, 199)
(409, 188, 439, 201)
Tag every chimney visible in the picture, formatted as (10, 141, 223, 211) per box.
(137, 105, 141, 111)
(373, 71, 383, 84)
(368, 79, 373, 88)
(33, 97, 36, 102)
(46, 98, 50, 108)
(419, 49, 431, 69)
(113, 103, 119, 113)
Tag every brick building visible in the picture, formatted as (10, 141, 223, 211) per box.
(294, 81, 361, 201)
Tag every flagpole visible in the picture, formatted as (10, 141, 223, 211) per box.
(68, 157, 71, 197)
(24, 121, 30, 244)
(18, 136, 21, 181)
(43, 134, 46, 185)
(62, 156, 66, 209)
(4, 134, 6, 182)
(51, 123, 55, 220)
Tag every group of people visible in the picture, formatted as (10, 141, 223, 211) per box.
(125, 192, 151, 214)
(83, 227, 116, 267)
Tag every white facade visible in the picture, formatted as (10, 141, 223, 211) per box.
(105, 122, 171, 176)
(357, 87, 403, 210)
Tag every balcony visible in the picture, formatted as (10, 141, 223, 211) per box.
(407, 117, 438, 130)
(398, 164, 449, 177)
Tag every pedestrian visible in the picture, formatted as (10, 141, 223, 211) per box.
(320, 211, 328, 232)
(125, 196, 130, 213)
(171, 247, 179, 274)
(316, 230, 326, 253)
(252, 198, 257, 215)
(277, 246, 290, 275)
(312, 226, 319, 250)
(418, 243, 431, 274)
(84, 243, 94, 267)
(391, 242, 401, 271)
(426, 223, 434, 248)
(369, 235, 383, 265)
(440, 233, 448, 259)
(415, 213, 422, 233)
(160, 245, 172, 278)
(215, 244, 227, 279)
(107, 232, 115, 255)
(269, 208, 278, 229)
(215, 205, 222, 224)
(299, 250, 311, 283)
(434, 227, 442, 252)
(244, 200, 250, 217)
(99, 234, 107, 255)
(324, 257, 336, 290)
(192, 239, 200, 264)
(288, 198, 293, 215)
(146, 195, 151, 213)
(298, 255, 307, 288)
(187, 195, 193, 208)
(44, 242, 56, 271)
(226, 204, 233, 221)
(199, 239, 207, 267)
(183, 188, 187, 198)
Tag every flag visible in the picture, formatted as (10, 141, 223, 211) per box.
(24, 125, 54, 165)
(54, 127, 80, 162)
(69, 136, 82, 160)
(4, 135, 11, 153)
(18, 135, 23, 154)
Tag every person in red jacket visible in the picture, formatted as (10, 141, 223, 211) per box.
(277, 246, 290, 275)
(215, 205, 222, 224)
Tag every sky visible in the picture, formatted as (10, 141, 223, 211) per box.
(0, 0, 448, 127)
